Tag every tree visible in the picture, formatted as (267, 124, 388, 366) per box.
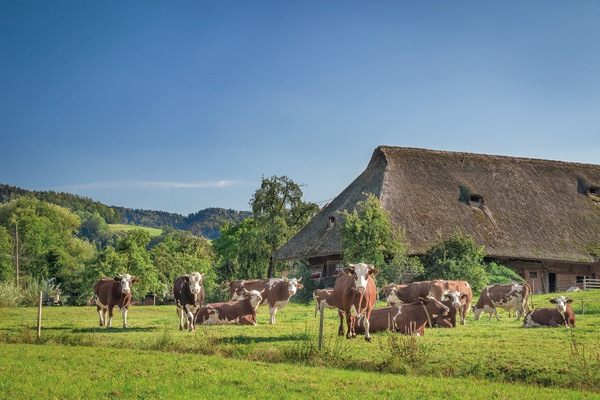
(338, 193, 422, 285)
(250, 175, 319, 278)
(421, 230, 489, 293)
(116, 229, 158, 295)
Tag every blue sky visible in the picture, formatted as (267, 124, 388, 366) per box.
(1, 1, 598, 215)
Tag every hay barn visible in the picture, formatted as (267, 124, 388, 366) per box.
(273, 146, 600, 294)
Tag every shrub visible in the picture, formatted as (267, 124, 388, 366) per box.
(0, 281, 23, 307)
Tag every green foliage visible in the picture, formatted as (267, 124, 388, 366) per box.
(290, 263, 324, 304)
(338, 193, 423, 285)
(250, 175, 320, 278)
(421, 230, 489, 293)
(0, 226, 13, 281)
(485, 260, 525, 285)
(0, 281, 22, 306)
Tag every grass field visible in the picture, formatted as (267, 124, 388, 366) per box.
(1, 290, 599, 399)
(107, 224, 163, 236)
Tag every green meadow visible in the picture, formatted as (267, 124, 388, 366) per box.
(1, 290, 599, 399)
(107, 224, 163, 236)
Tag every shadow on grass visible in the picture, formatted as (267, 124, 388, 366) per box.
(73, 327, 158, 333)
(222, 333, 312, 345)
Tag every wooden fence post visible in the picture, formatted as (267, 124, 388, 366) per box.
(37, 291, 43, 338)
(318, 302, 325, 351)
(582, 300, 585, 315)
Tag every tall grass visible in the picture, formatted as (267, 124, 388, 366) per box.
(0, 281, 22, 307)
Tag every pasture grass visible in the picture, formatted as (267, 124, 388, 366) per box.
(107, 224, 163, 236)
(0, 290, 599, 398)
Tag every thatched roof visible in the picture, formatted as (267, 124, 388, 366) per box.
(273, 146, 600, 263)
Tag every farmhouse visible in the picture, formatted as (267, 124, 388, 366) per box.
(273, 146, 600, 294)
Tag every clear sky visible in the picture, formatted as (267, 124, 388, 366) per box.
(1, 1, 598, 215)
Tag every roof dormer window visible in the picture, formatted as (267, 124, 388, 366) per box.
(470, 195, 483, 208)
(326, 215, 336, 230)
(590, 187, 599, 198)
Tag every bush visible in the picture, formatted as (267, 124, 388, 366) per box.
(0, 281, 23, 307)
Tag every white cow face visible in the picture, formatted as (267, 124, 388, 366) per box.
(248, 289, 264, 309)
(346, 263, 379, 293)
(187, 272, 205, 296)
(285, 278, 303, 295)
(473, 307, 484, 321)
(444, 291, 467, 310)
(116, 274, 137, 294)
(550, 296, 572, 313)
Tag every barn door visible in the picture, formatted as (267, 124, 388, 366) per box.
(549, 273, 557, 293)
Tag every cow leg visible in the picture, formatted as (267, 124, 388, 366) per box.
(187, 311, 195, 332)
(338, 311, 345, 336)
(346, 315, 354, 339)
(488, 311, 494, 322)
(107, 306, 114, 328)
(122, 307, 128, 328)
(493, 309, 500, 321)
(460, 306, 467, 325)
(97, 307, 104, 327)
(177, 308, 185, 330)
(363, 317, 371, 342)
(269, 307, 278, 325)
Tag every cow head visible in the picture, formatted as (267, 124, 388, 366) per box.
(240, 289, 264, 310)
(186, 272, 205, 296)
(114, 274, 138, 294)
(419, 296, 449, 316)
(443, 291, 467, 310)
(284, 277, 303, 296)
(345, 263, 379, 293)
(550, 296, 572, 313)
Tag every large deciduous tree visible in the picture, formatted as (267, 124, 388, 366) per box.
(338, 193, 422, 284)
(250, 175, 319, 278)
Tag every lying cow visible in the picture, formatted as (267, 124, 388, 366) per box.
(93, 274, 139, 328)
(473, 283, 531, 322)
(355, 297, 449, 336)
(226, 277, 303, 324)
(196, 289, 263, 326)
(380, 283, 407, 306)
(333, 263, 379, 342)
(429, 280, 473, 325)
(522, 296, 576, 328)
(313, 289, 336, 317)
(392, 281, 434, 304)
(431, 291, 467, 328)
(174, 272, 206, 332)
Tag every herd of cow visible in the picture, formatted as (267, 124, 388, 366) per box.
(90, 263, 577, 341)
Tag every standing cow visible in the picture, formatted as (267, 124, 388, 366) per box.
(380, 283, 407, 306)
(313, 289, 336, 317)
(522, 296, 576, 328)
(432, 291, 467, 328)
(332, 263, 379, 342)
(429, 280, 473, 325)
(174, 272, 206, 332)
(93, 274, 139, 328)
(473, 283, 531, 321)
(226, 277, 303, 324)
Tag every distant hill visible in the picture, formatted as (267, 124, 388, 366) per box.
(0, 183, 252, 239)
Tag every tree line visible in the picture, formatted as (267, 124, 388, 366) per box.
(0, 184, 252, 240)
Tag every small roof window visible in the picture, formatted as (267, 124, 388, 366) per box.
(590, 187, 599, 198)
(470, 195, 483, 208)
(326, 215, 336, 229)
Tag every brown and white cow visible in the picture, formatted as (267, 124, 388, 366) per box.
(332, 263, 379, 342)
(227, 277, 303, 324)
(522, 296, 576, 328)
(313, 289, 336, 317)
(355, 297, 449, 336)
(392, 281, 435, 304)
(93, 274, 139, 328)
(196, 289, 263, 326)
(429, 280, 473, 325)
(380, 283, 407, 306)
(473, 283, 531, 322)
(431, 291, 467, 328)
(174, 272, 206, 332)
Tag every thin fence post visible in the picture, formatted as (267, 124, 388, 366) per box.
(582, 300, 585, 315)
(37, 291, 43, 338)
(318, 302, 325, 351)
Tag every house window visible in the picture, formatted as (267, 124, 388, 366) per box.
(470, 195, 483, 208)
(326, 215, 336, 229)
(529, 272, 538, 279)
(576, 276, 588, 283)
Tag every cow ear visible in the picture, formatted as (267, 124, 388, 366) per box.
(368, 268, 379, 277)
(460, 293, 468, 299)
(549, 298, 557, 304)
(566, 298, 573, 304)
(343, 268, 355, 276)
(184, 275, 190, 283)
(132, 278, 140, 284)
(297, 284, 304, 289)
(418, 297, 427, 304)
(200, 274, 205, 283)
(114, 277, 121, 282)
